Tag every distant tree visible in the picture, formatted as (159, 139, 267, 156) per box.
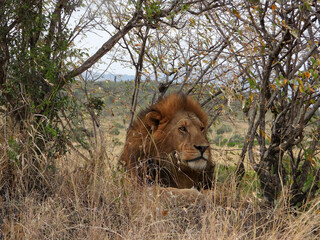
(212, 0, 320, 205)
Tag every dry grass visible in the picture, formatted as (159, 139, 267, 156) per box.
(1, 118, 320, 240)
(1, 144, 320, 240)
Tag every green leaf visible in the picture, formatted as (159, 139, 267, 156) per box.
(247, 78, 256, 89)
(305, 2, 311, 11)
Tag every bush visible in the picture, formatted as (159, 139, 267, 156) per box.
(213, 135, 223, 144)
(113, 137, 122, 145)
(110, 128, 120, 135)
(229, 134, 244, 143)
(113, 121, 125, 129)
(216, 125, 232, 135)
(227, 142, 236, 147)
(213, 136, 228, 146)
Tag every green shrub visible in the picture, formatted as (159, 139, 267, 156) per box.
(216, 125, 232, 135)
(214, 137, 228, 146)
(253, 139, 270, 146)
(213, 135, 223, 143)
(113, 137, 122, 145)
(113, 121, 125, 129)
(110, 128, 120, 135)
(229, 134, 244, 143)
(227, 142, 236, 147)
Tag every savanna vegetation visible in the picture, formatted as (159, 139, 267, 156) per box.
(1, 0, 320, 239)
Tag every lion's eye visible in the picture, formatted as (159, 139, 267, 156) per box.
(200, 127, 205, 132)
(179, 126, 188, 133)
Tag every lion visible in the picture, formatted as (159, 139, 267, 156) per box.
(119, 92, 215, 190)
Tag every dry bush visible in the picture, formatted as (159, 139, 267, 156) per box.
(0, 120, 58, 199)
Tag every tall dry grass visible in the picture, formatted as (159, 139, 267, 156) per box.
(1, 129, 320, 239)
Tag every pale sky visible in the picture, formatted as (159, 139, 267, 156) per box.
(76, 29, 135, 76)
(71, 3, 135, 77)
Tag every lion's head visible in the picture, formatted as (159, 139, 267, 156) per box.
(119, 92, 215, 189)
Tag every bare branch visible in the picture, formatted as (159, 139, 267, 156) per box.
(66, 12, 142, 79)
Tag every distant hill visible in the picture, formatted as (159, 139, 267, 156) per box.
(101, 74, 135, 82)
(81, 72, 135, 82)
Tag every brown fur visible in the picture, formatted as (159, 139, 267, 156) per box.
(119, 92, 215, 189)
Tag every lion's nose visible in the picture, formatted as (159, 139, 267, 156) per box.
(194, 145, 209, 154)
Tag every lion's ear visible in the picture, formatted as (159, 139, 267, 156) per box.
(145, 111, 161, 131)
